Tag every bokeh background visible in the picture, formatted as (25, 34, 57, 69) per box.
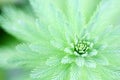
(0, 0, 30, 80)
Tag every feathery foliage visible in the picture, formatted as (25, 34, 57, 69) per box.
(0, 0, 120, 80)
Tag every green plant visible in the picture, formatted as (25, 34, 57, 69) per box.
(0, 0, 120, 80)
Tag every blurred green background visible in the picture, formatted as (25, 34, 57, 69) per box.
(0, 0, 30, 80)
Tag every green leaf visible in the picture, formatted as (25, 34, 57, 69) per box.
(70, 64, 81, 80)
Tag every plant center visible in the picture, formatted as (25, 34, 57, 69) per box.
(74, 40, 90, 55)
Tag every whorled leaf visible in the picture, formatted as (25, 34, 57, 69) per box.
(0, 0, 120, 80)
